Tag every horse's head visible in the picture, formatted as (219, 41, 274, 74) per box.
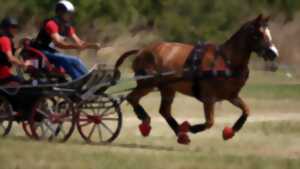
(246, 14, 279, 71)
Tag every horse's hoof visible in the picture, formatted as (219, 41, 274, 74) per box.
(177, 132, 191, 145)
(139, 121, 151, 137)
(223, 127, 235, 141)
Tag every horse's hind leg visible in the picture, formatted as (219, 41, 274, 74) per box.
(159, 88, 191, 145)
(223, 97, 250, 140)
(189, 102, 215, 134)
(159, 88, 177, 132)
(127, 86, 153, 137)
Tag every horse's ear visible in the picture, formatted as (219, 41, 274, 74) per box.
(254, 14, 263, 23)
(264, 15, 271, 23)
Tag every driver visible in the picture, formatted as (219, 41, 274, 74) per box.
(32, 0, 101, 80)
(0, 17, 27, 85)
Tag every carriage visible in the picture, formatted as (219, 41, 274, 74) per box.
(0, 40, 123, 144)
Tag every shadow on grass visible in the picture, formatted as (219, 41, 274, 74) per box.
(81, 141, 205, 153)
(1, 135, 205, 153)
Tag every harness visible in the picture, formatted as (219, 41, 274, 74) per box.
(184, 41, 205, 99)
(33, 17, 72, 51)
(185, 42, 240, 99)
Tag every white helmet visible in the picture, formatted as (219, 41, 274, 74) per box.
(55, 0, 75, 13)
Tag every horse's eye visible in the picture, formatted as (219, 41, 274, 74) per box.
(252, 32, 262, 40)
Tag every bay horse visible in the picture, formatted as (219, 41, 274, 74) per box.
(114, 14, 279, 144)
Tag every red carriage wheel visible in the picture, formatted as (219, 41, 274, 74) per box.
(29, 95, 75, 142)
(0, 96, 13, 137)
(76, 94, 122, 144)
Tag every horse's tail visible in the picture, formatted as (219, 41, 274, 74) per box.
(113, 49, 140, 80)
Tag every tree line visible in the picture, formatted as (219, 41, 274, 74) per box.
(1, 0, 299, 42)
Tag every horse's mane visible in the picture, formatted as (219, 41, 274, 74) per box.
(224, 21, 253, 45)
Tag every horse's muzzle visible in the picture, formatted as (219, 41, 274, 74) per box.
(262, 47, 278, 61)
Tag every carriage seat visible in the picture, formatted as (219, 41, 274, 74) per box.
(20, 38, 67, 81)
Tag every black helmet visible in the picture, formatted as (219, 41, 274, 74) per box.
(1, 17, 19, 29)
(55, 0, 75, 14)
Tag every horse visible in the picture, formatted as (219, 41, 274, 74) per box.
(114, 14, 279, 145)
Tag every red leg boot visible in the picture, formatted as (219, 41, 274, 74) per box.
(177, 121, 191, 145)
(223, 126, 235, 141)
(139, 120, 152, 137)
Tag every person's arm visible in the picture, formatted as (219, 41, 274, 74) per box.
(5, 51, 26, 68)
(69, 28, 101, 50)
(45, 20, 83, 50)
(0, 37, 26, 69)
(82, 41, 102, 50)
(50, 32, 83, 49)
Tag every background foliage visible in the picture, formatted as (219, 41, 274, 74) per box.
(0, 0, 299, 42)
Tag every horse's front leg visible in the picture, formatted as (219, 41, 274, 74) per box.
(223, 96, 250, 140)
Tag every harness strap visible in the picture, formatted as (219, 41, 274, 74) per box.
(185, 41, 205, 100)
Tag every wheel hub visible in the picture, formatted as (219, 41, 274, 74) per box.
(87, 115, 102, 124)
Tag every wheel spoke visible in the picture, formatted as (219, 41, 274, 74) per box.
(36, 108, 50, 118)
(80, 121, 92, 127)
(88, 124, 97, 139)
(102, 117, 118, 121)
(100, 122, 114, 135)
(82, 111, 90, 117)
(101, 111, 116, 117)
(100, 108, 111, 116)
(97, 125, 103, 142)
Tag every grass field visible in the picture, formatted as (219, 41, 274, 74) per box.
(0, 70, 300, 169)
(1, 113, 300, 169)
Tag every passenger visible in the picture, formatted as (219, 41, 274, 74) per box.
(32, 0, 101, 80)
(0, 17, 27, 85)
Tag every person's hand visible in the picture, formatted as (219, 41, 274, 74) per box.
(92, 43, 102, 50)
(23, 61, 31, 71)
(84, 42, 102, 50)
(77, 42, 88, 50)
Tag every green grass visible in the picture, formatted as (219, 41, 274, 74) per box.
(242, 84, 300, 100)
(1, 119, 300, 169)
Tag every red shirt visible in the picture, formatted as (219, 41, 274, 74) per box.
(45, 20, 76, 37)
(0, 36, 13, 79)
